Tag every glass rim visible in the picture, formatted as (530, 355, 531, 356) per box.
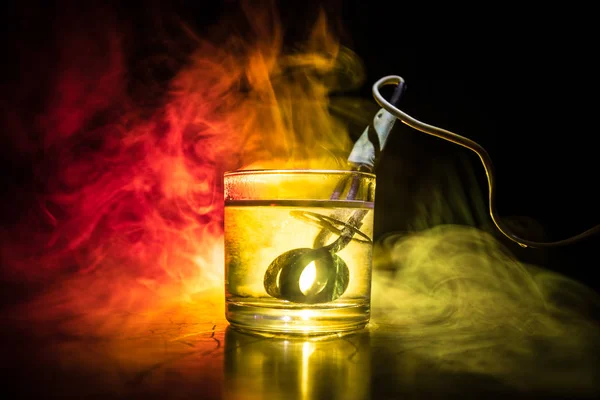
(223, 169, 376, 179)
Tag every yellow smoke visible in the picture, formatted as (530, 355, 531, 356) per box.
(371, 158, 600, 395)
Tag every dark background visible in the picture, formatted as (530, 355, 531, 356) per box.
(2, 1, 598, 289)
(1, 2, 599, 399)
(337, 1, 600, 291)
(350, 1, 600, 291)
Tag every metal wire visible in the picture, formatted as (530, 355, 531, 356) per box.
(372, 75, 600, 248)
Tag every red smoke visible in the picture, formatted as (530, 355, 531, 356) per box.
(0, 1, 363, 330)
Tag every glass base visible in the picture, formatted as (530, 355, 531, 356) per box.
(226, 298, 370, 335)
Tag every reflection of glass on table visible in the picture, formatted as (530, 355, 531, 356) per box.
(223, 327, 371, 400)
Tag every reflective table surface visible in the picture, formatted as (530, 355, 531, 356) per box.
(3, 266, 600, 400)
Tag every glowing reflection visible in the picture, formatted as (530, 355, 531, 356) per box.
(224, 327, 371, 400)
(301, 341, 314, 400)
(299, 261, 317, 294)
(299, 310, 313, 321)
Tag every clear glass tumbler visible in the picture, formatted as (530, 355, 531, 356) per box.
(224, 169, 376, 334)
